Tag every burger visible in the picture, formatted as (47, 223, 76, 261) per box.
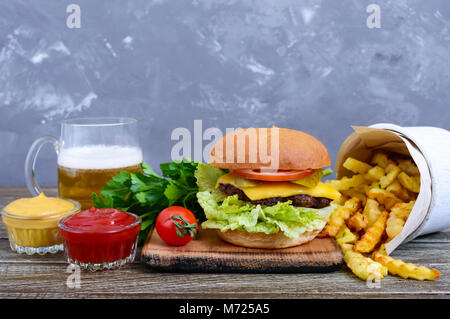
(195, 127, 340, 249)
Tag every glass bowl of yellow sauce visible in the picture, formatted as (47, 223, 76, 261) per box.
(1, 193, 81, 255)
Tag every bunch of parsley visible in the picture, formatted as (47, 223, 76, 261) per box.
(92, 159, 204, 244)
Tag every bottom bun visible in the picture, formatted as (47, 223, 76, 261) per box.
(216, 229, 321, 249)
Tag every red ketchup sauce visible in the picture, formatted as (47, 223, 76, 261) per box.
(58, 208, 141, 266)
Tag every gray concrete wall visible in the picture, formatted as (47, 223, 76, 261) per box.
(0, 0, 449, 186)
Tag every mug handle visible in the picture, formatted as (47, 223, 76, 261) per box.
(25, 136, 59, 196)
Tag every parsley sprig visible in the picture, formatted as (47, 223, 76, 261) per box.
(92, 159, 204, 244)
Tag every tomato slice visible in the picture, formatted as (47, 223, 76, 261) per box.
(232, 168, 314, 182)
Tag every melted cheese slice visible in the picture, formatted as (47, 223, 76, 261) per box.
(217, 173, 341, 201)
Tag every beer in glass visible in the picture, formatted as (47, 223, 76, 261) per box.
(25, 117, 143, 209)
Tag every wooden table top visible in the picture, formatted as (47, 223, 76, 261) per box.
(1, 187, 449, 299)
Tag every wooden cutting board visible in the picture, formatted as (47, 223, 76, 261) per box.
(141, 228, 344, 273)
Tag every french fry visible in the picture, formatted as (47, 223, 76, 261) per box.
(386, 201, 415, 240)
(353, 183, 370, 194)
(364, 165, 385, 182)
(333, 195, 348, 206)
(398, 172, 420, 193)
(341, 188, 367, 206)
(363, 198, 382, 227)
(373, 254, 440, 281)
(347, 211, 368, 233)
(369, 181, 382, 190)
(372, 243, 388, 259)
(384, 162, 397, 173)
(326, 174, 366, 191)
(318, 206, 352, 237)
(319, 198, 361, 237)
(355, 181, 381, 194)
(386, 213, 406, 240)
(367, 188, 401, 210)
(386, 180, 410, 202)
(343, 157, 372, 174)
(343, 197, 362, 211)
(340, 189, 367, 206)
(390, 201, 415, 219)
(354, 211, 388, 253)
(356, 181, 382, 195)
(397, 159, 420, 176)
(372, 244, 440, 280)
(379, 165, 401, 189)
(335, 226, 359, 247)
(341, 244, 388, 280)
(371, 152, 389, 168)
(320, 208, 351, 237)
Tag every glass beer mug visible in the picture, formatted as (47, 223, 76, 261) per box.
(25, 117, 143, 209)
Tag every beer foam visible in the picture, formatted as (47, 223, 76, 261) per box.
(58, 145, 143, 169)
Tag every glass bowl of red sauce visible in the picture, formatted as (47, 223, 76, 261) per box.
(58, 207, 141, 271)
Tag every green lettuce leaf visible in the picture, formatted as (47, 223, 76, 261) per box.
(322, 167, 333, 177)
(194, 162, 227, 201)
(197, 191, 336, 239)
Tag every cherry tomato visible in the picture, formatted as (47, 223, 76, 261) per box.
(156, 206, 198, 246)
(232, 168, 314, 182)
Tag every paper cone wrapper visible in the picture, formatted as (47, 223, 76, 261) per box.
(336, 123, 450, 254)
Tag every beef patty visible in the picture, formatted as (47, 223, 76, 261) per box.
(219, 183, 332, 209)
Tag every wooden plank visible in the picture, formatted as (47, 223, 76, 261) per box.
(0, 261, 449, 299)
(1, 292, 449, 299)
(1, 236, 448, 298)
(412, 231, 450, 243)
(141, 228, 343, 273)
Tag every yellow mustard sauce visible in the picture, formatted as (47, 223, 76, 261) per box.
(4, 193, 75, 217)
(1, 193, 80, 253)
